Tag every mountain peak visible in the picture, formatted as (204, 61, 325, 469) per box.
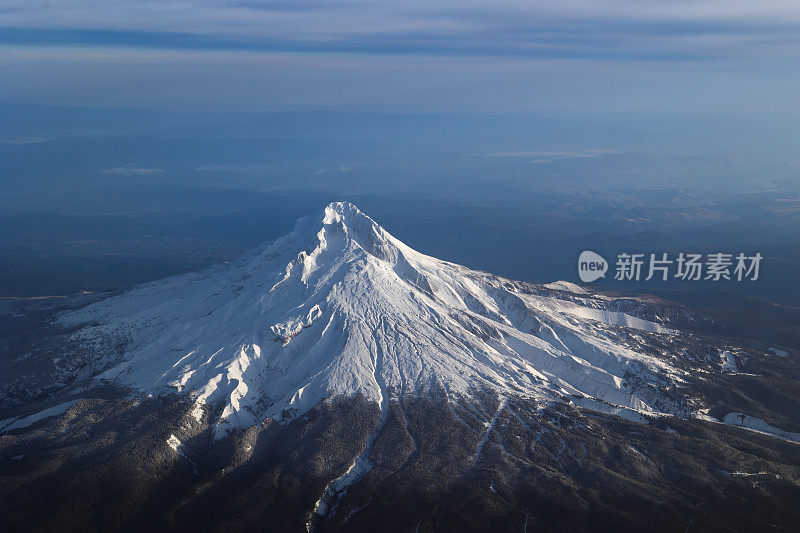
(322, 201, 366, 224)
(58, 204, 683, 438)
(318, 200, 401, 262)
(257, 200, 410, 280)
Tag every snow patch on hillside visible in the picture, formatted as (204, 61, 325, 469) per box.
(0, 399, 82, 433)
(723, 412, 800, 444)
(769, 347, 788, 358)
(720, 350, 738, 373)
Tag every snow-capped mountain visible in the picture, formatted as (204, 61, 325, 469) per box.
(4, 202, 800, 532)
(59, 202, 685, 436)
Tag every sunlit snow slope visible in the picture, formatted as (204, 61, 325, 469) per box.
(59, 202, 683, 436)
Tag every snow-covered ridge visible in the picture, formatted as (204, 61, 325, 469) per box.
(59, 202, 683, 437)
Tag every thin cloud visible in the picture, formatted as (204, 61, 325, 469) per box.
(1, 1, 799, 62)
(3, 2, 800, 113)
(486, 150, 620, 162)
(100, 166, 165, 176)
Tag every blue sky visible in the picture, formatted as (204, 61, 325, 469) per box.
(2, 1, 800, 113)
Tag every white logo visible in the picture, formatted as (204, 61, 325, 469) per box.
(578, 251, 608, 282)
